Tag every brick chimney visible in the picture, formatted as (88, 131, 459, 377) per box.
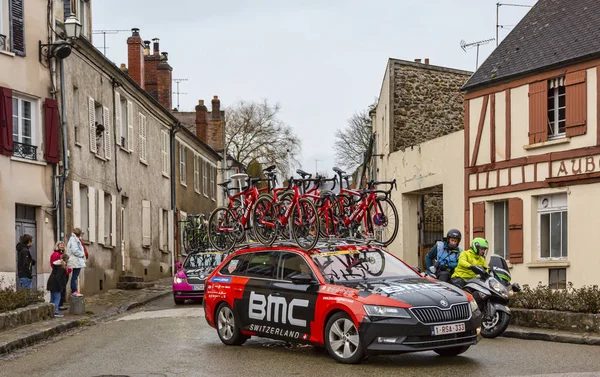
(157, 52, 173, 110)
(144, 38, 161, 100)
(207, 95, 224, 151)
(119, 63, 128, 73)
(425, 58, 430, 64)
(195, 100, 208, 143)
(143, 40, 150, 56)
(127, 28, 145, 89)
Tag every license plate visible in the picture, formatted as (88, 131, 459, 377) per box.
(431, 322, 465, 336)
(192, 285, 204, 291)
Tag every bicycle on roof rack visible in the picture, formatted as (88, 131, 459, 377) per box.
(182, 214, 210, 253)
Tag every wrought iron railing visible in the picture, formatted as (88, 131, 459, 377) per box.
(13, 142, 38, 161)
(0, 35, 6, 52)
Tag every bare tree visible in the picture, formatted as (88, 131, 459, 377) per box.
(225, 99, 301, 178)
(333, 104, 375, 172)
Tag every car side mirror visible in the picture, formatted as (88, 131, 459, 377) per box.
(174, 262, 181, 269)
(290, 273, 315, 285)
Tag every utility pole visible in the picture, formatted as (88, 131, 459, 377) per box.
(315, 159, 322, 176)
(92, 29, 130, 56)
(172, 78, 188, 111)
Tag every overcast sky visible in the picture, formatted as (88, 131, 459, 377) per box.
(91, 0, 536, 177)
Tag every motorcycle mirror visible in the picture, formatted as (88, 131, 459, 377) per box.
(512, 283, 521, 293)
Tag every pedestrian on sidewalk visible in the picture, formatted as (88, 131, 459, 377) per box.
(66, 228, 86, 297)
(50, 241, 71, 310)
(47, 254, 69, 317)
(17, 234, 36, 290)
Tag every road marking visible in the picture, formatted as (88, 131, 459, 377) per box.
(508, 373, 600, 377)
(117, 307, 205, 321)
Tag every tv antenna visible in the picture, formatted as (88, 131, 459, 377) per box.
(92, 29, 130, 56)
(460, 38, 495, 69)
(173, 78, 188, 111)
(496, 2, 534, 46)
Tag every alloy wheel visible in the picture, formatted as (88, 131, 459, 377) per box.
(217, 306, 235, 341)
(328, 318, 360, 359)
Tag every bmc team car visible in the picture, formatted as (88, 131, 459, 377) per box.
(203, 241, 482, 364)
(172, 251, 226, 305)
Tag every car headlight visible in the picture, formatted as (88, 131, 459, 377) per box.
(490, 278, 508, 295)
(469, 299, 479, 312)
(174, 276, 184, 284)
(364, 305, 411, 318)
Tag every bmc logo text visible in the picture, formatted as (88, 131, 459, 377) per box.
(248, 291, 309, 327)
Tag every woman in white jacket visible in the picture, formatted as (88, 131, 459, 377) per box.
(66, 228, 86, 296)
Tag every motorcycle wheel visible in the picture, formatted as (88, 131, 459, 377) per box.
(480, 310, 510, 338)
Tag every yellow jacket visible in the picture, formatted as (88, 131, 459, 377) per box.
(451, 248, 489, 280)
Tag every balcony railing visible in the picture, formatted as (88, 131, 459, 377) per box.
(0, 35, 6, 52)
(13, 142, 38, 161)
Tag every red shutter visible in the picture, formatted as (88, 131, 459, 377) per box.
(0, 87, 14, 156)
(565, 70, 587, 137)
(44, 98, 59, 164)
(472, 201, 485, 240)
(528, 81, 548, 144)
(508, 197, 524, 264)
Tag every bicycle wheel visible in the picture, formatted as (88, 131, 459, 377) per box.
(367, 197, 399, 246)
(208, 207, 238, 252)
(290, 198, 320, 250)
(252, 194, 278, 246)
(276, 192, 295, 240)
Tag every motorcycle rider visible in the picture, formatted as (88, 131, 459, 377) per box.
(425, 229, 462, 282)
(450, 237, 489, 288)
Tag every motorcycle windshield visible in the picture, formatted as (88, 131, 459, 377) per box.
(489, 255, 509, 271)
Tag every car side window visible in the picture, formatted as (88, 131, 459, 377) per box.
(218, 254, 250, 276)
(278, 252, 314, 281)
(245, 251, 279, 279)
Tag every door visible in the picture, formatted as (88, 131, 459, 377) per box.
(269, 251, 319, 342)
(121, 197, 130, 272)
(15, 204, 38, 289)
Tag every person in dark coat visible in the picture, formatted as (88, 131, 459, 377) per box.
(47, 254, 69, 317)
(50, 241, 70, 310)
(17, 234, 36, 290)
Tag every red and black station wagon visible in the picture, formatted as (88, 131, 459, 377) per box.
(203, 242, 482, 364)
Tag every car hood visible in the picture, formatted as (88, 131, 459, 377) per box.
(338, 277, 467, 307)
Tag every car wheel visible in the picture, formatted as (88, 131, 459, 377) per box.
(174, 296, 185, 305)
(216, 302, 248, 346)
(324, 312, 365, 364)
(434, 345, 470, 357)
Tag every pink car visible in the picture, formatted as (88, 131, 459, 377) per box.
(173, 252, 226, 305)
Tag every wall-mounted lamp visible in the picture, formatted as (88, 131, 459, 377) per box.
(39, 15, 82, 63)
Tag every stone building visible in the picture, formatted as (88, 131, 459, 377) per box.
(370, 58, 472, 267)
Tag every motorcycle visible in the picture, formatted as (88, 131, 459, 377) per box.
(464, 255, 521, 338)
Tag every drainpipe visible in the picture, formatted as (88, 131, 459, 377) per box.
(169, 122, 182, 276)
(111, 78, 122, 193)
(58, 59, 68, 240)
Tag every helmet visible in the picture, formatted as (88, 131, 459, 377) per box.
(445, 229, 461, 250)
(471, 237, 489, 256)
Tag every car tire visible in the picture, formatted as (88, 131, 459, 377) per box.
(434, 345, 470, 357)
(324, 312, 365, 364)
(215, 302, 248, 346)
(174, 296, 185, 305)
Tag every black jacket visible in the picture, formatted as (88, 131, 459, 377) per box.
(47, 261, 68, 292)
(17, 243, 36, 279)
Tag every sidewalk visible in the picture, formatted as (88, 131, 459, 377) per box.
(0, 277, 172, 355)
(503, 325, 600, 346)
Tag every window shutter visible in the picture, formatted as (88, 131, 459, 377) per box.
(0, 87, 14, 156)
(63, 0, 71, 17)
(88, 97, 97, 153)
(44, 98, 60, 163)
(103, 106, 111, 160)
(88, 187, 96, 243)
(98, 189, 105, 245)
(565, 71, 587, 137)
(111, 194, 117, 247)
(115, 93, 121, 147)
(72, 181, 81, 228)
(159, 208, 164, 251)
(142, 200, 151, 246)
(528, 81, 548, 144)
(127, 101, 134, 152)
(139, 113, 147, 162)
(472, 201, 485, 240)
(9, 0, 25, 56)
(508, 197, 524, 264)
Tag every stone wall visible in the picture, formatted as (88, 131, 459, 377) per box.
(392, 61, 472, 152)
(510, 308, 600, 334)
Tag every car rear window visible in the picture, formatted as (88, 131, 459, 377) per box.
(218, 253, 250, 276)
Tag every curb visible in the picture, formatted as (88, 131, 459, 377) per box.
(502, 327, 600, 346)
(0, 289, 171, 356)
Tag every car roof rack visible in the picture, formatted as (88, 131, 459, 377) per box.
(227, 237, 386, 253)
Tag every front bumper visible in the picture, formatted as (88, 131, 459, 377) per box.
(173, 282, 205, 299)
(358, 309, 482, 353)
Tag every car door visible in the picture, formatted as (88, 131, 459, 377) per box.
(268, 251, 320, 342)
(233, 251, 279, 334)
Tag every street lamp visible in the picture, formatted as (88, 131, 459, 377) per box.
(64, 15, 82, 40)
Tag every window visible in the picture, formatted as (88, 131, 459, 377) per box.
(101, 191, 111, 246)
(0, 0, 6, 43)
(203, 160, 208, 196)
(179, 210, 187, 256)
(245, 251, 279, 279)
(493, 201, 508, 259)
(547, 77, 566, 138)
(549, 268, 566, 290)
(142, 200, 151, 247)
(139, 113, 147, 163)
(74, 0, 88, 39)
(219, 254, 250, 276)
(210, 165, 216, 200)
(161, 130, 169, 177)
(12, 95, 38, 159)
(277, 252, 314, 281)
(88, 98, 110, 160)
(194, 155, 200, 193)
(119, 95, 127, 149)
(538, 194, 568, 259)
(73, 86, 79, 144)
(159, 208, 169, 251)
(179, 143, 186, 185)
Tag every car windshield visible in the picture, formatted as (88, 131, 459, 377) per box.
(311, 248, 419, 283)
(184, 252, 226, 269)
